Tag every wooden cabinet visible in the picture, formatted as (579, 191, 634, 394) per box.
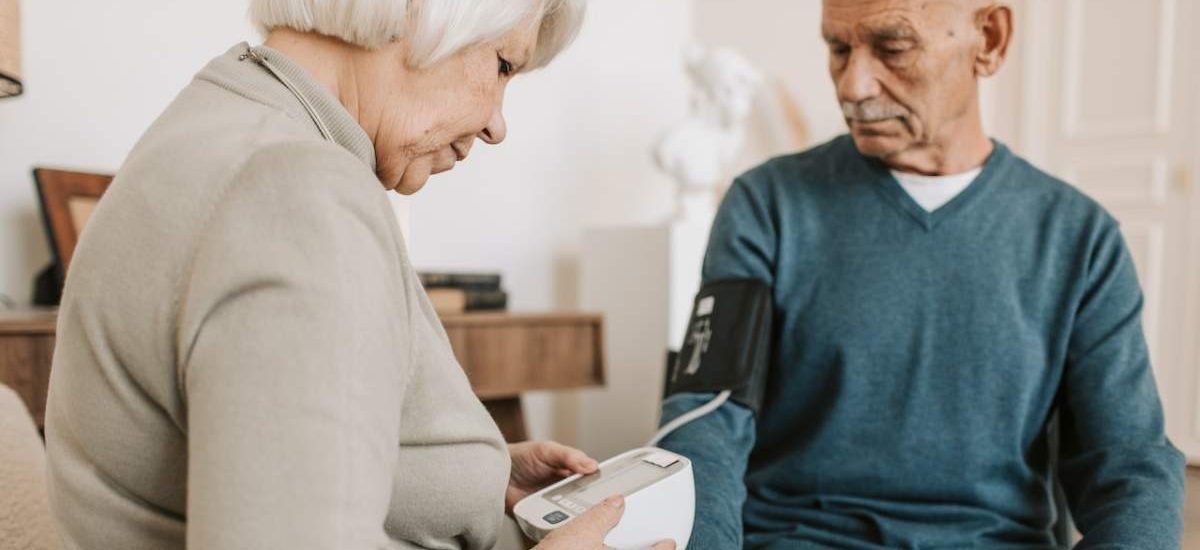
(0, 309, 56, 428)
(443, 312, 605, 441)
(0, 309, 604, 442)
(442, 312, 604, 398)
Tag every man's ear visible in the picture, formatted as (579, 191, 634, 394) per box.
(974, 3, 1013, 77)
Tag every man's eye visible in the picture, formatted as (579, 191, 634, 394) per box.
(829, 44, 850, 56)
(498, 56, 515, 77)
(877, 42, 914, 57)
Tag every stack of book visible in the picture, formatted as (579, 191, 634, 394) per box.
(419, 271, 508, 316)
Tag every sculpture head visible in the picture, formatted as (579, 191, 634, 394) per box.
(684, 45, 764, 128)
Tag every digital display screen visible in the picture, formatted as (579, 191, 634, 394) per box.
(544, 451, 684, 514)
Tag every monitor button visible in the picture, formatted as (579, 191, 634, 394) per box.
(643, 451, 680, 468)
(543, 511, 570, 525)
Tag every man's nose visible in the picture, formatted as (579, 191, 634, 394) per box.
(479, 109, 507, 145)
(836, 49, 882, 104)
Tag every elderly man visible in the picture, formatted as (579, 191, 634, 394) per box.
(657, 1, 1186, 548)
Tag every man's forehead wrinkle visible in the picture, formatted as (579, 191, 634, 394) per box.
(823, 10, 919, 40)
(856, 13, 921, 42)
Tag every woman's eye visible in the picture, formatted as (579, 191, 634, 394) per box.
(498, 56, 515, 77)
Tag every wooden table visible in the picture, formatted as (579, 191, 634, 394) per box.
(0, 308, 604, 442)
(0, 309, 57, 428)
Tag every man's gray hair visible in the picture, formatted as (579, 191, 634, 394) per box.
(248, 0, 586, 69)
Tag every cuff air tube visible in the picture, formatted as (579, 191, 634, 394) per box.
(664, 278, 773, 416)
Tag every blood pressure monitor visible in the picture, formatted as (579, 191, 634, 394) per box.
(513, 279, 774, 549)
(514, 447, 695, 549)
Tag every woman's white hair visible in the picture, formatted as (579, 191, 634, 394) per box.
(248, 0, 586, 70)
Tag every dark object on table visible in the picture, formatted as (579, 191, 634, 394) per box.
(463, 289, 507, 311)
(31, 264, 61, 307)
(419, 271, 502, 291)
(419, 271, 507, 315)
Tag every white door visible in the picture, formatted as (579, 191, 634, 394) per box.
(996, 0, 1200, 463)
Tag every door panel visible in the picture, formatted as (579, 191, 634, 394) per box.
(1008, 0, 1200, 462)
(1062, 0, 1176, 137)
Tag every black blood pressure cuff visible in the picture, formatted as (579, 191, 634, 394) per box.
(664, 278, 773, 416)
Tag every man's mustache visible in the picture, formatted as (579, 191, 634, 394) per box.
(841, 100, 909, 122)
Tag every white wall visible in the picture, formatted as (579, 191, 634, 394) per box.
(0, 0, 257, 303)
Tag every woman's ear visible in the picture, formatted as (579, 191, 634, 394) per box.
(974, 3, 1013, 77)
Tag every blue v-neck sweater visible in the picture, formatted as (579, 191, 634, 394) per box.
(658, 136, 1185, 548)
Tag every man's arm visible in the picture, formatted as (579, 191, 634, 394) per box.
(657, 176, 777, 549)
(1058, 219, 1186, 548)
(658, 395, 755, 550)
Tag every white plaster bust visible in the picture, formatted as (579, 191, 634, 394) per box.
(655, 45, 763, 221)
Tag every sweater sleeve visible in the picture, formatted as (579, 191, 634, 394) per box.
(701, 176, 777, 284)
(179, 143, 407, 549)
(656, 176, 777, 549)
(1058, 219, 1186, 548)
(657, 395, 756, 550)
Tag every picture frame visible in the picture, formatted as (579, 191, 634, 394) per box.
(32, 167, 114, 275)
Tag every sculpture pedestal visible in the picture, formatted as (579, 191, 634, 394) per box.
(572, 218, 711, 458)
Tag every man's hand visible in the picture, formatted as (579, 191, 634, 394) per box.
(506, 441, 599, 513)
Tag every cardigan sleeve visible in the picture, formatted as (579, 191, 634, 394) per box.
(179, 142, 409, 549)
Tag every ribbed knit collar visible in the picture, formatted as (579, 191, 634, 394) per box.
(198, 43, 377, 172)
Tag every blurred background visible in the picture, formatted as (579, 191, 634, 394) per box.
(0, 1, 1196, 546)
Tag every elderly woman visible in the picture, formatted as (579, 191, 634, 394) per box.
(43, 2, 673, 549)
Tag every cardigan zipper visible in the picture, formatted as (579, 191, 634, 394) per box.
(239, 46, 335, 142)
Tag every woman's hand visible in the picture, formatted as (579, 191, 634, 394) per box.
(533, 496, 676, 550)
(506, 441, 599, 513)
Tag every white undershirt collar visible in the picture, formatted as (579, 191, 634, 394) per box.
(889, 167, 983, 213)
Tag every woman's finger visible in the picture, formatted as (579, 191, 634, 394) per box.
(540, 441, 599, 474)
(567, 450, 600, 474)
(565, 495, 625, 540)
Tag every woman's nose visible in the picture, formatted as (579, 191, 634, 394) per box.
(479, 109, 507, 145)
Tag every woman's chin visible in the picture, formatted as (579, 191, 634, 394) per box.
(395, 171, 431, 195)
(431, 162, 456, 175)
(379, 162, 433, 195)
